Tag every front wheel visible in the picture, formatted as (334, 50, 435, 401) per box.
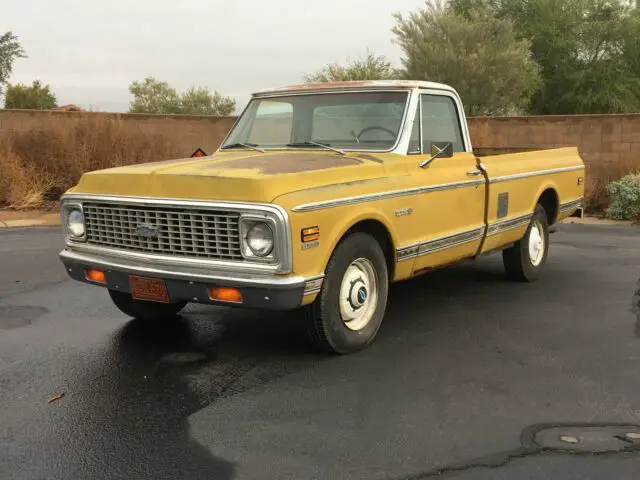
(502, 204, 549, 282)
(303, 233, 389, 354)
(109, 289, 186, 320)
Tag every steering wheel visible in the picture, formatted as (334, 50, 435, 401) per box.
(351, 126, 397, 144)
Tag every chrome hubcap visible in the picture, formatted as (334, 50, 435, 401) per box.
(339, 258, 378, 331)
(528, 221, 545, 266)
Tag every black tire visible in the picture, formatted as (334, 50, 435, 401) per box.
(503, 204, 549, 282)
(108, 289, 186, 320)
(303, 232, 389, 354)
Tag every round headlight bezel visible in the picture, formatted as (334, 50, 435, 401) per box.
(245, 222, 274, 258)
(66, 208, 86, 240)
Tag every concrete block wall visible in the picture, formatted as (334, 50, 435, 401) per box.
(0, 109, 237, 156)
(1, 109, 639, 172)
(467, 114, 640, 171)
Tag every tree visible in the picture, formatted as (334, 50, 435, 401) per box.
(0, 31, 26, 96)
(180, 86, 236, 116)
(128, 77, 181, 114)
(4, 80, 57, 109)
(128, 77, 235, 115)
(393, 2, 541, 116)
(304, 51, 399, 83)
(450, 0, 640, 114)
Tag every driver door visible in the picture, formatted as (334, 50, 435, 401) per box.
(405, 92, 486, 273)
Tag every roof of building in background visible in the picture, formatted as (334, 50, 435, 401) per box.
(54, 104, 84, 112)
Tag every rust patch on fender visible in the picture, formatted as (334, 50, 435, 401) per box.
(201, 153, 363, 174)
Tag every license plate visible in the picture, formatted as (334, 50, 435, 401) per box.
(129, 275, 170, 303)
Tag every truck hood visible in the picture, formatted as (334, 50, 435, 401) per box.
(72, 150, 402, 203)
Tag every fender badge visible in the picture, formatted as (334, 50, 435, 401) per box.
(395, 208, 413, 217)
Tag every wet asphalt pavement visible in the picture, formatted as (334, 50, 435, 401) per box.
(1, 224, 639, 479)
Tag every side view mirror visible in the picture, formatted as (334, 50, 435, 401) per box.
(419, 142, 453, 168)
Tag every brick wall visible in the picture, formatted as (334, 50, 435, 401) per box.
(0, 109, 237, 155)
(468, 114, 640, 170)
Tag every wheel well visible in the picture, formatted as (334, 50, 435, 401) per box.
(538, 188, 559, 225)
(342, 220, 395, 280)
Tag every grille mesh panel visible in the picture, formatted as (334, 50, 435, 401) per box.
(83, 202, 243, 260)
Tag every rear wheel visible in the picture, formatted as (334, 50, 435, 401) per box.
(503, 204, 549, 282)
(303, 233, 389, 354)
(109, 290, 186, 320)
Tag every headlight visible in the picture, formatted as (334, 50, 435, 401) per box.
(66, 209, 85, 239)
(245, 223, 274, 257)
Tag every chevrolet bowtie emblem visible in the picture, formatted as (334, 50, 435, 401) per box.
(134, 224, 159, 239)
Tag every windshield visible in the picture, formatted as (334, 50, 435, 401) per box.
(222, 91, 409, 151)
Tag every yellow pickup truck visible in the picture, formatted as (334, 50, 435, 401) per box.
(59, 80, 584, 353)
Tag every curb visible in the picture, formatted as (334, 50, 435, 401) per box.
(0, 212, 60, 229)
(0, 220, 49, 228)
(0, 219, 58, 228)
(560, 217, 634, 227)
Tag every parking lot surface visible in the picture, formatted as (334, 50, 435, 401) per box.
(1, 224, 639, 479)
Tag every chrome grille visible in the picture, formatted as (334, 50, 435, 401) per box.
(83, 202, 243, 261)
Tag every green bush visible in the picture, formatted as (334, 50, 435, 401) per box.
(606, 174, 640, 220)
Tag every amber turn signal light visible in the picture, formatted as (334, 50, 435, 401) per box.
(85, 268, 106, 284)
(302, 226, 320, 242)
(208, 286, 243, 304)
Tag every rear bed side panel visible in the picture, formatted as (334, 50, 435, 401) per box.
(479, 147, 585, 254)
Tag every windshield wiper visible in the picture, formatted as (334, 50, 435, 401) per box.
(286, 140, 346, 156)
(221, 142, 265, 153)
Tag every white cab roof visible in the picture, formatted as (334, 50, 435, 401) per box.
(253, 80, 456, 97)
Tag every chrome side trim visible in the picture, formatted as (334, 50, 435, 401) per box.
(559, 197, 583, 212)
(486, 213, 532, 236)
(396, 226, 485, 262)
(59, 249, 305, 289)
(303, 275, 325, 295)
(292, 179, 484, 213)
(61, 193, 293, 274)
(396, 213, 533, 262)
(489, 165, 585, 184)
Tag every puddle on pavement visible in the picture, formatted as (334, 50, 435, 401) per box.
(117, 313, 226, 369)
(0, 305, 48, 329)
(104, 306, 323, 418)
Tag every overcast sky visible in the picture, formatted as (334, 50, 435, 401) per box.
(2, 0, 426, 112)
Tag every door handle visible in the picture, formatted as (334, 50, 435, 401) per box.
(466, 169, 483, 176)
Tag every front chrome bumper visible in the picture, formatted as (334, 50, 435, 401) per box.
(59, 248, 319, 310)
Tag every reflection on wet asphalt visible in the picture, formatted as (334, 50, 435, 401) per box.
(48, 308, 325, 479)
(2, 224, 640, 479)
(57, 314, 235, 479)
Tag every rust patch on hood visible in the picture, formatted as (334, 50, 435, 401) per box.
(356, 153, 384, 164)
(126, 157, 204, 168)
(202, 153, 363, 174)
